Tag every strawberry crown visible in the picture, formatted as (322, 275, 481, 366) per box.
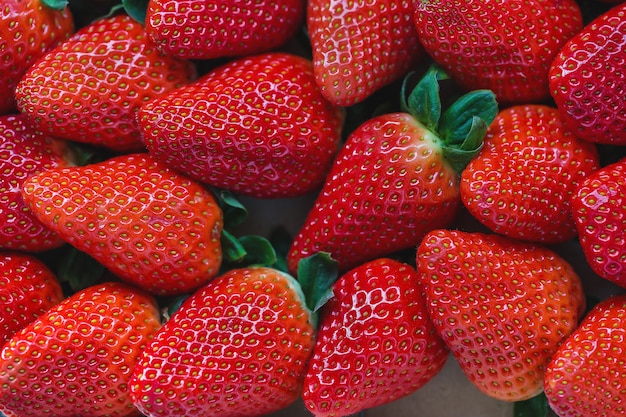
(41, 0, 68, 10)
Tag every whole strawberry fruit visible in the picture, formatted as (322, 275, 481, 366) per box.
(417, 229, 585, 401)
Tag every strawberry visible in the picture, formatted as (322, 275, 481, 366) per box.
(0, 251, 64, 345)
(144, 0, 306, 60)
(413, 0, 584, 104)
(460, 104, 601, 244)
(416, 229, 586, 401)
(20, 152, 223, 296)
(287, 66, 498, 273)
(301, 258, 449, 417)
(15, 14, 196, 152)
(0, 281, 161, 417)
(307, 0, 423, 106)
(0, 0, 74, 115)
(138, 52, 344, 199)
(570, 158, 626, 288)
(549, 2, 626, 145)
(544, 293, 626, 417)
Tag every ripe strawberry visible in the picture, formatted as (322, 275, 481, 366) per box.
(549, 2, 626, 145)
(302, 258, 448, 417)
(414, 0, 583, 104)
(460, 104, 600, 244)
(145, 0, 305, 60)
(416, 229, 586, 401)
(138, 52, 344, 199)
(307, 0, 423, 106)
(21, 152, 223, 296)
(15, 14, 196, 152)
(0, 281, 161, 417)
(570, 158, 626, 288)
(544, 293, 626, 417)
(0, 251, 64, 345)
(287, 66, 498, 273)
(0, 0, 74, 115)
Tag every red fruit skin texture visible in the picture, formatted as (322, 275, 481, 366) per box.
(461, 105, 600, 244)
(139, 52, 344, 198)
(0, 114, 73, 252)
(571, 159, 626, 288)
(20, 153, 223, 296)
(307, 0, 423, 106)
(0, 252, 64, 345)
(0, 281, 161, 417)
(417, 229, 586, 402)
(0, 0, 74, 115)
(130, 267, 315, 417)
(414, 0, 583, 104)
(545, 294, 626, 417)
(145, 0, 305, 60)
(15, 14, 196, 152)
(302, 258, 449, 417)
(549, 3, 626, 145)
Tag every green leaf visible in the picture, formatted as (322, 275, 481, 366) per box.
(221, 229, 247, 264)
(41, 0, 68, 10)
(238, 235, 277, 267)
(122, 0, 149, 25)
(296, 253, 340, 320)
(441, 116, 488, 173)
(514, 393, 549, 417)
(56, 247, 106, 292)
(439, 89, 498, 146)
(212, 188, 248, 229)
(401, 66, 449, 131)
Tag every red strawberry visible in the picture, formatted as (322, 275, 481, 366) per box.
(0, 281, 161, 417)
(414, 0, 584, 104)
(570, 158, 626, 288)
(416, 229, 586, 401)
(549, 2, 626, 145)
(138, 52, 344, 199)
(15, 14, 196, 152)
(302, 258, 448, 417)
(460, 104, 600, 244)
(307, 0, 423, 106)
(21, 152, 223, 296)
(544, 293, 626, 417)
(0, 0, 74, 115)
(145, 0, 305, 60)
(0, 251, 64, 345)
(287, 66, 498, 273)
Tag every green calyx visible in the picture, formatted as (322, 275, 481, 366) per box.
(41, 0, 68, 10)
(295, 252, 340, 329)
(401, 65, 498, 174)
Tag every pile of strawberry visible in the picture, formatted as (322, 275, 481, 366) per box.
(0, 0, 625, 416)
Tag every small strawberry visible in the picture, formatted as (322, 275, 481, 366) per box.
(15, 14, 196, 152)
(414, 0, 584, 104)
(549, 2, 626, 145)
(138, 52, 344, 199)
(307, 0, 423, 106)
(21, 152, 223, 296)
(302, 258, 449, 417)
(460, 104, 600, 244)
(0, 281, 161, 417)
(416, 229, 586, 401)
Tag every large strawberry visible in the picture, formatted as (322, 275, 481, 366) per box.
(549, 2, 626, 145)
(460, 104, 600, 244)
(15, 14, 196, 152)
(414, 0, 583, 104)
(0, 0, 74, 115)
(416, 229, 586, 401)
(287, 66, 498, 273)
(20, 152, 223, 296)
(0, 281, 161, 417)
(302, 258, 449, 417)
(307, 0, 423, 106)
(138, 52, 344, 199)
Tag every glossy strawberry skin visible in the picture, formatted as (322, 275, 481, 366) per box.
(21, 153, 223, 296)
(15, 14, 196, 152)
(461, 105, 600, 244)
(130, 266, 315, 417)
(549, 2, 626, 145)
(139, 52, 344, 198)
(417, 229, 585, 401)
(414, 0, 583, 104)
(0, 281, 161, 417)
(302, 258, 448, 417)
